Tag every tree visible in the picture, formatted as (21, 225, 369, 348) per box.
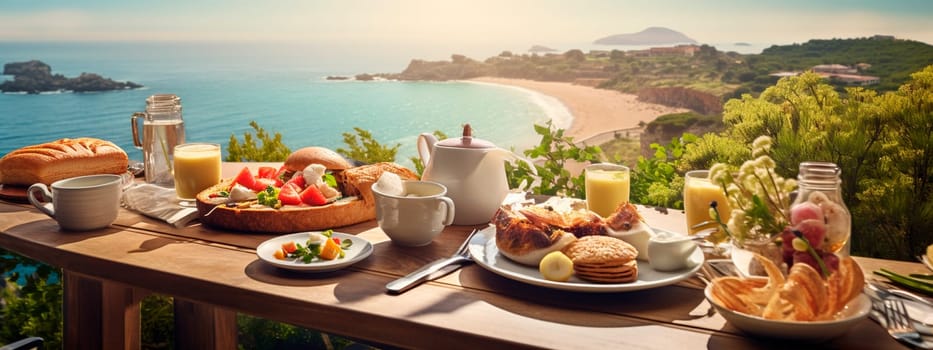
(682, 67, 933, 260)
(563, 49, 585, 62)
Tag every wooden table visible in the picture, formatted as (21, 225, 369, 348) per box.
(0, 163, 923, 349)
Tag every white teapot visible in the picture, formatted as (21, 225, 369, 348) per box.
(417, 124, 535, 225)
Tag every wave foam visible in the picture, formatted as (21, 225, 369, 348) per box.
(463, 80, 573, 130)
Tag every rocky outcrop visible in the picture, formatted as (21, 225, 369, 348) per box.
(1, 60, 142, 94)
(387, 56, 495, 81)
(637, 87, 723, 115)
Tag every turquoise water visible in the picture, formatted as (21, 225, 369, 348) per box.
(0, 42, 571, 162)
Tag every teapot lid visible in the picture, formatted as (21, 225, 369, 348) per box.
(436, 124, 495, 149)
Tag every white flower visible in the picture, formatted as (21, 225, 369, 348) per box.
(752, 135, 772, 154)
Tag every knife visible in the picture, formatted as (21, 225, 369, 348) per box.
(386, 229, 477, 294)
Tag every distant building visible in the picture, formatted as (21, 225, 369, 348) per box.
(812, 64, 857, 74)
(826, 73, 880, 86)
(769, 71, 800, 78)
(628, 44, 700, 57)
(768, 66, 880, 86)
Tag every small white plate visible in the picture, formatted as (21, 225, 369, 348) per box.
(256, 231, 373, 272)
(468, 225, 704, 293)
(705, 284, 871, 341)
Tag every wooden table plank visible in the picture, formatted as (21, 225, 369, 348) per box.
(1, 207, 918, 349)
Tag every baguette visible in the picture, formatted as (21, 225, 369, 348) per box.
(0, 138, 128, 186)
(195, 162, 419, 233)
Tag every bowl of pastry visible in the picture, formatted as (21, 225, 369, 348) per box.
(704, 254, 870, 341)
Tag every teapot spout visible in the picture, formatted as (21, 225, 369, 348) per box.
(416, 133, 439, 168)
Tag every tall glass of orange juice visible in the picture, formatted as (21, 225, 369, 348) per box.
(584, 163, 630, 217)
(684, 170, 732, 244)
(173, 143, 221, 200)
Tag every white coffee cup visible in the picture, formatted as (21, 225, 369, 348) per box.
(28, 174, 123, 231)
(372, 180, 455, 247)
(647, 233, 700, 272)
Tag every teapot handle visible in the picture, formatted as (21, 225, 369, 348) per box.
(416, 133, 438, 168)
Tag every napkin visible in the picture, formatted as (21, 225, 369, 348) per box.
(374, 172, 404, 195)
(121, 183, 199, 228)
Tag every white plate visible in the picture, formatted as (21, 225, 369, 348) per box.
(468, 225, 704, 292)
(256, 231, 373, 272)
(705, 284, 871, 341)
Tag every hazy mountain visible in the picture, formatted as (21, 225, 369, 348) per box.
(594, 27, 697, 45)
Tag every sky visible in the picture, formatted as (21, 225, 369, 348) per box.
(0, 0, 931, 49)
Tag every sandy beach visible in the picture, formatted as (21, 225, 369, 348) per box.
(470, 77, 688, 141)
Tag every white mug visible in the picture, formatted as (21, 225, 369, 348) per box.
(647, 234, 700, 272)
(372, 181, 455, 247)
(28, 174, 123, 231)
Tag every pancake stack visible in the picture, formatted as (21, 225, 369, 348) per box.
(561, 236, 639, 283)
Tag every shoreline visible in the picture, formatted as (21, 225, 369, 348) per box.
(468, 77, 688, 141)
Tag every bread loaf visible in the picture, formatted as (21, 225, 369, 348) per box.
(0, 138, 128, 185)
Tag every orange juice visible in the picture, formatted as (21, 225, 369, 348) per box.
(584, 164, 630, 217)
(684, 170, 732, 240)
(173, 143, 221, 199)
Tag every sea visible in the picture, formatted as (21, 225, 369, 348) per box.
(0, 41, 578, 163)
(0, 41, 769, 162)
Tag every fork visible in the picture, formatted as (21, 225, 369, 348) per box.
(385, 229, 478, 294)
(884, 298, 927, 348)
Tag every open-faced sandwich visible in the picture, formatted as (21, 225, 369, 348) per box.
(195, 146, 418, 233)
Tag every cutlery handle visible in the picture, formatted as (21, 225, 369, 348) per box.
(386, 256, 468, 294)
(890, 288, 933, 309)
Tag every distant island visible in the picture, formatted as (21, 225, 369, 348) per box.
(528, 45, 558, 53)
(0, 60, 142, 94)
(594, 27, 696, 45)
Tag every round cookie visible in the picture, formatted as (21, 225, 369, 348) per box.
(561, 236, 639, 284)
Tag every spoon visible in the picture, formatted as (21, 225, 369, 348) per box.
(128, 160, 145, 176)
(690, 220, 718, 230)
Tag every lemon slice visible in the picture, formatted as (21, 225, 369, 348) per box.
(539, 251, 574, 282)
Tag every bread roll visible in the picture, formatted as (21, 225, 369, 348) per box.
(0, 138, 128, 185)
(284, 146, 352, 172)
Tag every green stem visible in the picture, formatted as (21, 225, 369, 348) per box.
(792, 230, 829, 278)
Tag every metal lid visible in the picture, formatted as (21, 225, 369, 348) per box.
(436, 124, 496, 149)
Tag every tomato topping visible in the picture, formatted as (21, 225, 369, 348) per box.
(273, 249, 286, 260)
(299, 185, 328, 206)
(257, 166, 278, 179)
(281, 241, 298, 254)
(232, 167, 257, 190)
(286, 174, 306, 189)
(252, 177, 278, 192)
(273, 166, 289, 186)
(278, 183, 303, 205)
